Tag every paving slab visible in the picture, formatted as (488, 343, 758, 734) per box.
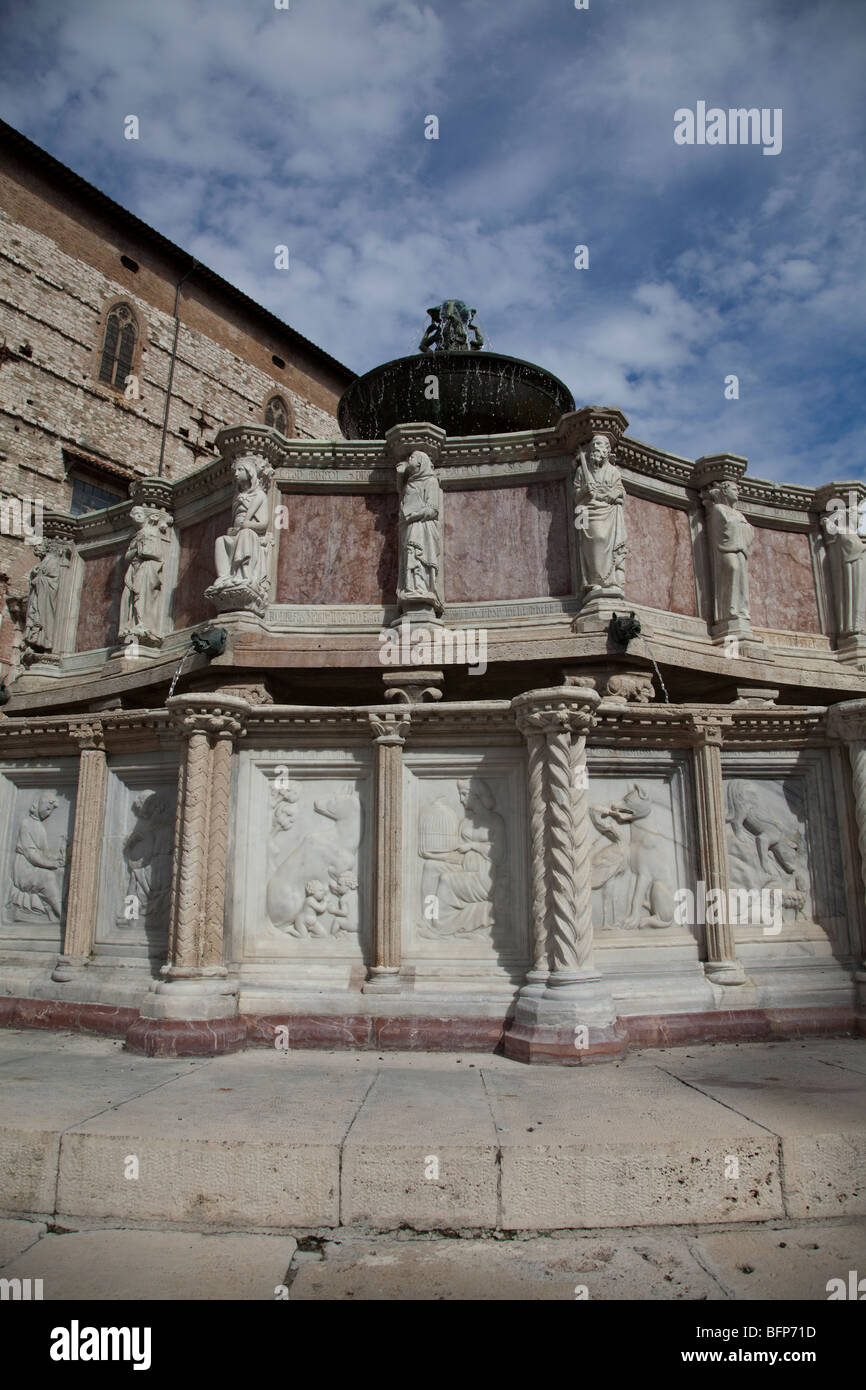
(692, 1220, 866, 1300)
(341, 1067, 499, 1228)
(484, 1064, 783, 1230)
(56, 1052, 379, 1230)
(1, 1033, 864, 1236)
(289, 1230, 725, 1300)
(0, 1217, 47, 1265)
(0, 1045, 194, 1215)
(657, 1045, 866, 1218)
(0, 1229, 296, 1299)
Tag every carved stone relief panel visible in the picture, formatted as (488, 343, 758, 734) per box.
(232, 748, 372, 962)
(722, 752, 847, 947)
(586, 751, 698, 946)
(94, 757, 178, 958)
(402, 752, 528, 964)
(0, 763, 78, 949)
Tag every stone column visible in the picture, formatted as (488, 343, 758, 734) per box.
(687, 714, 746, 986)
(364, 710, 410, 993)
(826, 702, 866, 1003)
(509, 688, 625, 1063)
(518, 724, 548, 989)
(52, 720, 107, 982)
(129, 695, 248, 1055)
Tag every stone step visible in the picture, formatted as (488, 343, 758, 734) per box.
(0, 1033, 864, 1233)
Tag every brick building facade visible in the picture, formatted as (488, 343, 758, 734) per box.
(0, 118, 353, 668)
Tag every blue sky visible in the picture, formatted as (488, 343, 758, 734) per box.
(0, 0, 864, 485)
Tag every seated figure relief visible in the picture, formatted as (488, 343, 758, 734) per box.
(6, 792, 67, 923)
(417, 778, 508, 938)
(266, 782, 362, 940)
(589, 783, 677, 931)
(724, 779, 810, 924)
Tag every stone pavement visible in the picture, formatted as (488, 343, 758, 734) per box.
(0, 1030, 864, 1298)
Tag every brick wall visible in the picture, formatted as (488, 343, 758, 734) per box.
(0, 146, 353, 660)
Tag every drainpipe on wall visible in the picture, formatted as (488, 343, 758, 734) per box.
(157, 259, 199, 478)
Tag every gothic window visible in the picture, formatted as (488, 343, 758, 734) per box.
(98, 303, 138, 389)
(265, 394, 291, 436)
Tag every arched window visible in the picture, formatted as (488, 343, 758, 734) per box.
(98, 302, 138, 389)
(264, 394, 291, 436)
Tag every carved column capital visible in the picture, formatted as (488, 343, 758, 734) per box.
(67, 719, 105, 751)
(167, 695, 249, 742)
(827, 700, 866, 744)
(512, 686, 601, 739)
(368, 710, 411, 745)
(684, 712, 731, 747)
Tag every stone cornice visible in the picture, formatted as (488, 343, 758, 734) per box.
(33, 418, 858, 531)
(590, 703, 828, 748)
(0, 708, 173, 754)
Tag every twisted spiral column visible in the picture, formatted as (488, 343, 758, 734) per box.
(202, 727, 235, 967)
(525, 730, 548, 973)
(569, 729, 594, 973)
(513, 688, 600, 989)
(546, 723, 579, 974)
(165, 697, 247, 975)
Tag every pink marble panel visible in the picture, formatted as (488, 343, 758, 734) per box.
(444, 480, 569, 603)
(276, 492, 398, 605)
(624, 493, 697, 617)
(748, 525, 820, 633)
(75, 549, 125, 651)
(173, 509, 232, 630)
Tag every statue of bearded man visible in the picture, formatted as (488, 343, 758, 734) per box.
(573, 434, 627, 598)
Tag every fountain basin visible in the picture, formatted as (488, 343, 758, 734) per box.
(338, 351, 575, 440)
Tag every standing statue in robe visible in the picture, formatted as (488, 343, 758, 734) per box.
(573, 434, 627, 599)
(820, 513, 866, 637)
(396, 451, 443, 615)
(119, 506, 170, 646)
(24, 541, 63, 652)
(705, 481, 753, 626)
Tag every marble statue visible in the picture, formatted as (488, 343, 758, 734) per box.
(119, 507, 171, 647)
(573, 434, 627, 599)
(6, 792, 67, 922)
(24, 541, 64, 653)
(820, 514, 866, 636)
(418, 300, 484, 353)
(417, 778, 507, 937)
(206, 455, 274, 616)
(725, 779, 809, 923)
(396, 451, 443, 615)
(705, 481, 753, 626)
(590, 784, 676, 930)
(266, 784, 362, 937)
(116, 791, 174, 926)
